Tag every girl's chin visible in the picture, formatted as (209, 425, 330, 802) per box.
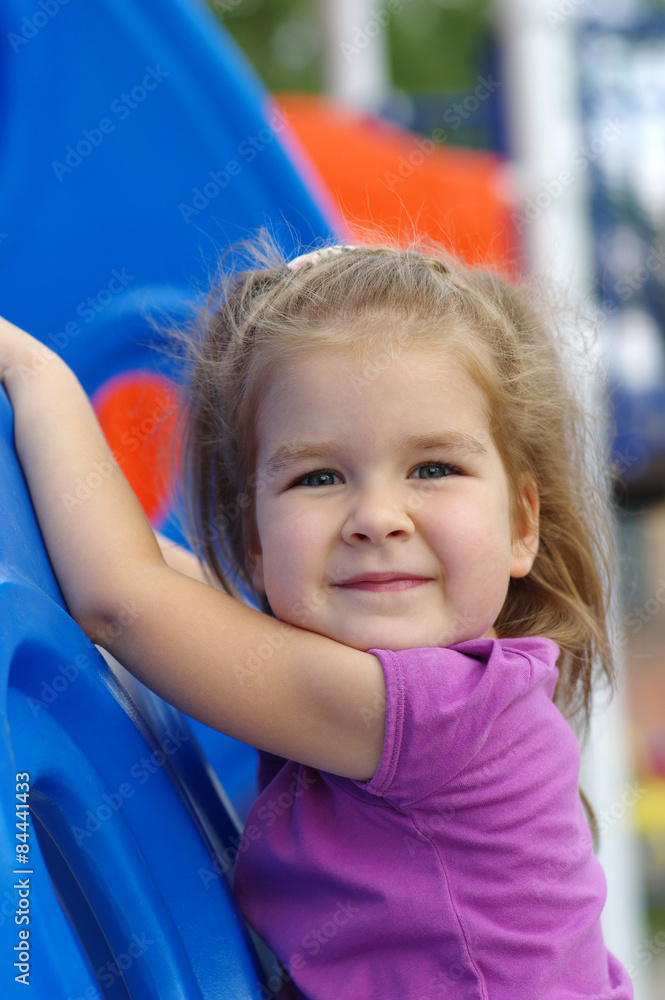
(273, 615, 499, 650)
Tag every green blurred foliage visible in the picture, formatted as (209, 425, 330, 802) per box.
(389, 0, 492, 91)
(209, 0, 321, 92)
(208, 0, 492, 94)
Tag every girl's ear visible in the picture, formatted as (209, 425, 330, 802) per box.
(248, 548, 266, 595)
(510, 478, 540, 579)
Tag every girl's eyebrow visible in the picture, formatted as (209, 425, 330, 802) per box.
(264, 432, 488, 477)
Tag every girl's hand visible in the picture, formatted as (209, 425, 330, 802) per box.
(1, 321, 165, 633)
(0, 315, 57, 386)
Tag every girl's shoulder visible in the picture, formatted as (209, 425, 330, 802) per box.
(450, 634, 560, 666)
(370, 634, 559, 677)
(359, 636, 565, 802)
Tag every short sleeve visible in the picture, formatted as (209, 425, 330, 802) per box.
(256, 749, 289, 793)
(355, 637, 559, 805)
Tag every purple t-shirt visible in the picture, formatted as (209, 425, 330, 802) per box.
(233, 637, 633, 999)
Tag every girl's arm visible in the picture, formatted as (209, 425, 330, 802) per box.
(154, 531, 219, 588)
(0, 318, 385, 780)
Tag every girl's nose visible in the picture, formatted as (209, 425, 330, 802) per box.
(341, 490, 417, 545)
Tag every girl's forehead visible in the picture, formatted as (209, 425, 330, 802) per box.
(254, 343, 492, 450)
(262, 340, 473, 391)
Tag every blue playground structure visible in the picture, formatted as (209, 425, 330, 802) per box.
(0, 1, 342, 995)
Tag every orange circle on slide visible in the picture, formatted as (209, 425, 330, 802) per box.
(92, 372, 181, 526)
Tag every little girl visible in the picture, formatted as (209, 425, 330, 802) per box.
(0, 237, 633, 999)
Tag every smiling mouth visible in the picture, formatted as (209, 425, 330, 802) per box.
(335, 574, 432, 593)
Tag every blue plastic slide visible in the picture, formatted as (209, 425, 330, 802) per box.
(0, 0, 340, 995)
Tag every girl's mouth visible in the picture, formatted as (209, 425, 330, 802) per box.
(335, 573, 432, 592)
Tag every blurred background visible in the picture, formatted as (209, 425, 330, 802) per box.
(2, 0, 665, 995)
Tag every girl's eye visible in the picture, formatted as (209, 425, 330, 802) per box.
(291, 470, 342, 488)
(410, 462, 461, 480)
(289, 463, 462, 487)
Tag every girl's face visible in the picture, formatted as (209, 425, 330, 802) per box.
(248, 344, 539, 651)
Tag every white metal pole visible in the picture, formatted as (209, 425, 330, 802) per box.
(319, 0, 392, 112)
(495, 0, 648, 993)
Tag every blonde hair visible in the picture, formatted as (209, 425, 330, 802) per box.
(167, 230, 617, 744)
